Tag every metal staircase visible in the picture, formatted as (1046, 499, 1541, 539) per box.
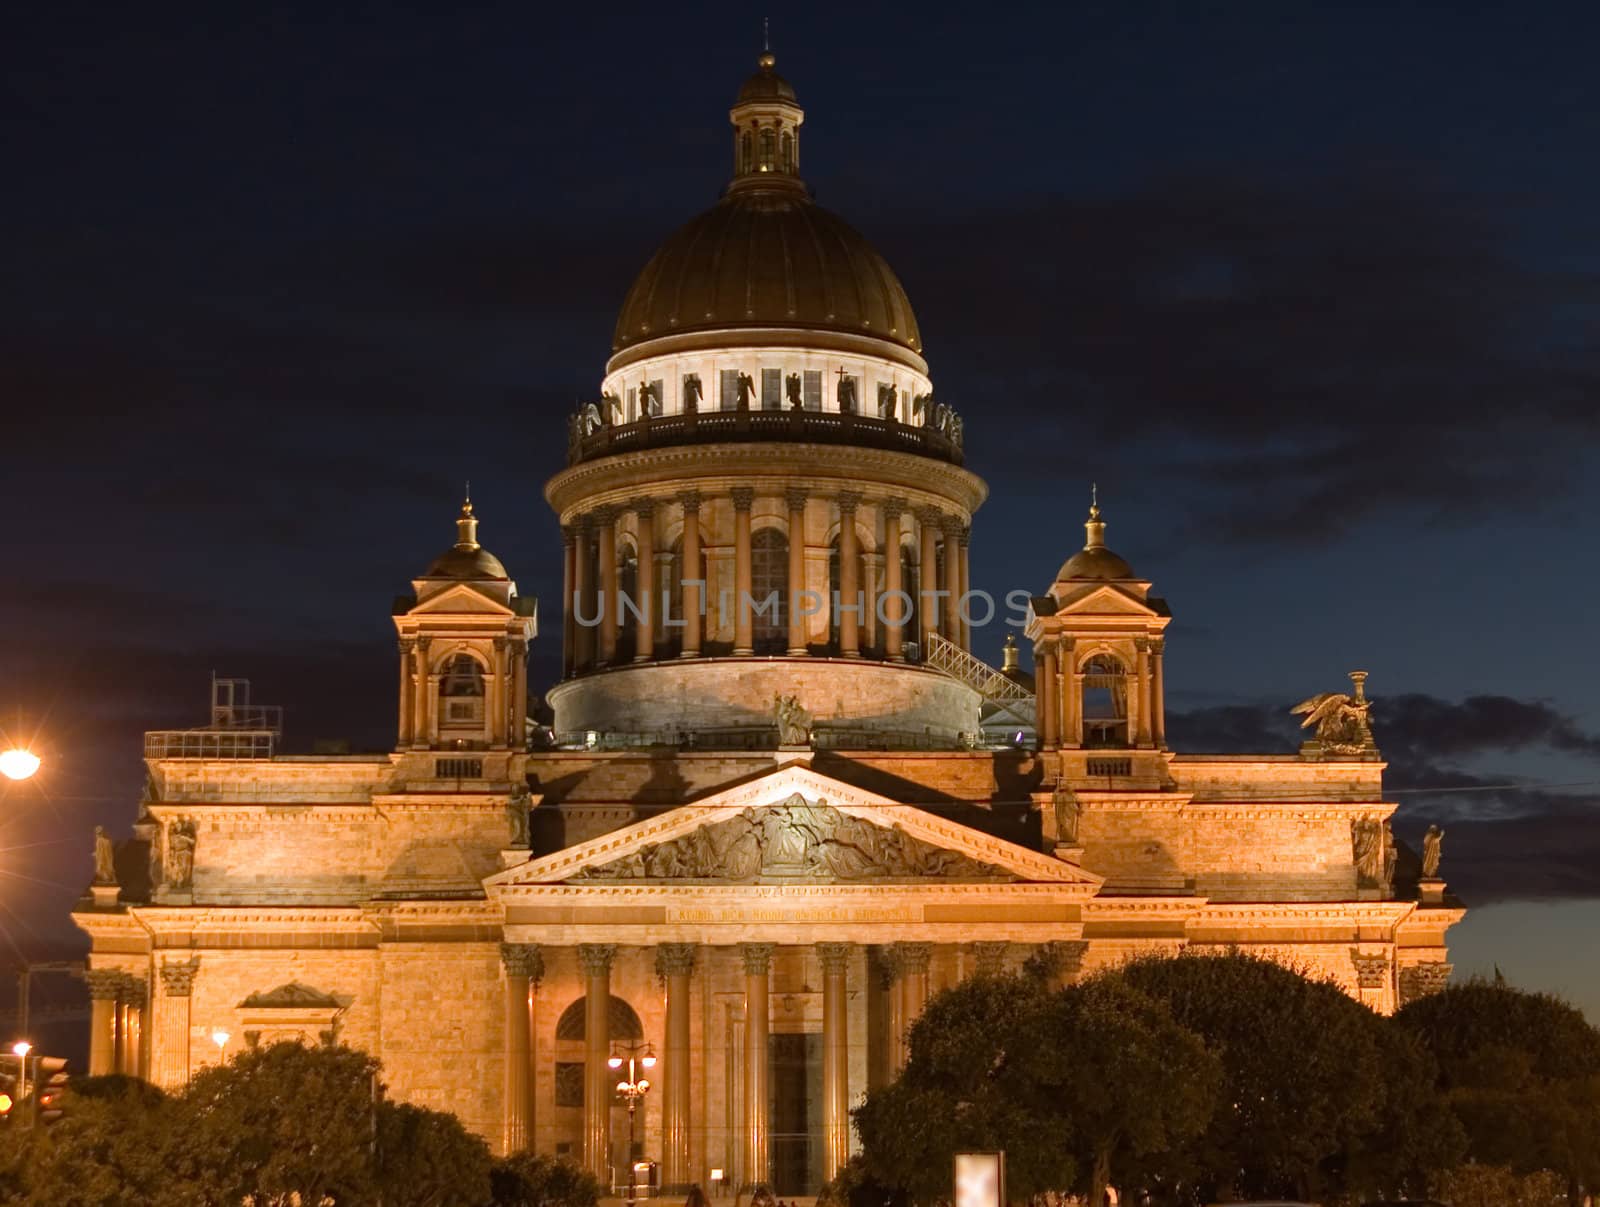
(924, 633, 1036, 724)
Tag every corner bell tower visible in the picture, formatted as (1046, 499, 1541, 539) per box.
(393, 497, 537, 752)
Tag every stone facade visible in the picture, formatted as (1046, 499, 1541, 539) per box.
(72, 46, 1461, 1201)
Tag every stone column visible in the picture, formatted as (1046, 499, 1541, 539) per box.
(510, 638, 528, 745)
(1038, 642, 1059, 750)
(490, 636, 508, 747)
(882, 500, 906, 661)
(86, 970, 120, 1076)
(1135, 636, 1153, 745)
(574, 519, 596, 671)
(817, 943, 852, 1181)
(1151, 638, 1166, 747)
(634, 502, 656, 662)
(680, 494, 703, 658)
(115, 989, 132, 1075)
(412, 637, 432, 749)
(741, 943, 773, 1187)
(597, 507, 618, 666)
(732, 488, 755, 656)
(940, 519, 961, 641)
(1063, 638, 1080, 748)
(656, 943, 697, 1187)
(561, 525, 577, 677)
(153, 958, 198, 1088)
(893, 943, 932, 1069)
(502, 944, 543, 1156)
(837, 493, 862, 658)
(956, 526, 972, 650)
(786, 489, 808, 655)
(578, 944, 617, 1182)
(397, 638, 415, 746)
(917, 508, 941, 651)
(122, 977, 146, 1079)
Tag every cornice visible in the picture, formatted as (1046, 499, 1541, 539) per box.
(545, 442, 988, 518)
(604, 326, 930, 378)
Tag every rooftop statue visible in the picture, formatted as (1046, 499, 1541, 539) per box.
(1291, 670, 1376, 757)
(785, 372, 803, 410)
(1422, 823, 1445, 879)
(93, 825, 118, 887)
(774, 693, 812, 747)
(683, 373, 703, 412)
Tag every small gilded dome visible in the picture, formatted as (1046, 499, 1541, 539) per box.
(738, 52, 797, 103)
(1056, 497, 1136, 581)
(424, 498, 508, 580)
(612, 190, 921, 355)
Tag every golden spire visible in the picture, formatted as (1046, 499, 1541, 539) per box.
(454, 490, 480, 551)
(1001, 633, 1020, 673)
(1084, 483, 1106, 551)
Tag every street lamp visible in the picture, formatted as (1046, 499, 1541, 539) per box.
(0, 750, 40, 781)
(210, 1028, 230, 1061)
(608, 1040, 656, 1207)
(11, 1042, 30, 1118)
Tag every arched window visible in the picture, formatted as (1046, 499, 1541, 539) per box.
(1081, 654, 1129, 747)
(780, 131, 794, 173)
(555, 995, 644, 1042)
(751, 527, 788, 654)
(439, 653, 485, 727)
(666, 533, 706, 658)
(740, 131, 753, 174)
(759, 127, 776, 170)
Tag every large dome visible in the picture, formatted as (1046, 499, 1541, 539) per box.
(612, 190, 921, 356)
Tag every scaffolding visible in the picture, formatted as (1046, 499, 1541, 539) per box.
(143, 675, 283, 760)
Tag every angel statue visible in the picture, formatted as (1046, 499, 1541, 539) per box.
(1291, 670, 1376, 757)
(1421, 823, 1445, 879)
(773, 693, 813, 747)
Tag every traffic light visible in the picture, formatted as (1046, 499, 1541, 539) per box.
(35, 1058, 68, 1123)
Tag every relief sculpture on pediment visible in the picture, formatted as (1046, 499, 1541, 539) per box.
(570, 793, 1010, 882)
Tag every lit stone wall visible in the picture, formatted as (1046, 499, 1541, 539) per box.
(548, 659, 981, 745)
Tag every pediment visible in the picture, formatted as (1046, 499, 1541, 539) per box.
(1050, 583, 1162, 617)
(409, 581, 515, 616)
(487, 763, 1100, 890)
(240, 981, 343, 1010)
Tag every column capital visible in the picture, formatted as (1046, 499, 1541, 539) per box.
(1399, 961, 1453, 1004)
(415, 635, 432, 654)
(1349, 949, 1390, 991)
(940, 513, 964, 537)
(1151, 636, 1165, 655)
(679, 491, 702, 516)
(576, 512, 596, 534)
(119, 973, 148, 1007)
(655, 942, 698, 978)
(836, 490, 862, 514)
(740, 942, 775, 974)
(970, 941, 1010, 977)
(816, 942, 852, 974)
(592, 504, 618, 525)
(881, 497, 906, 522)
(890, 941, 932, 974)
(784, 487, 808, 512)
(915, 505, 944, 526)
(730, 486, 756, 512)
(86, 968, 125, 1000)
(1135, 634, 1150, 652)
(493, 635, 508, 653)
(957, 524, 971, 545)
(561, 524, 577, 547)
(397, 636, 415, 656)
(501, 942, 545, 983)
(633, 498, 657, 519)
(157, 958, 200, 998)
(576, 943, 617, 977)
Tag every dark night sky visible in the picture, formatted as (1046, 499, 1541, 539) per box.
(4, 2, 1599, 1013)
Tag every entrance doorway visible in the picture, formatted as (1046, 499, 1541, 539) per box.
(769, 1032, 823, 1195)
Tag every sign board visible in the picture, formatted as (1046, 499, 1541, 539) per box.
(954, 1152, 1005, 1207)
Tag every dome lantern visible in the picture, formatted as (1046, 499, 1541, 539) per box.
(728, 46, 805, 194)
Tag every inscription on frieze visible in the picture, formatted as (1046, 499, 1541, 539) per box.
(571, 794, 1012, 884)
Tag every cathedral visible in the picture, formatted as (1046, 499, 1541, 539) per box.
(74, 50, 1460, 1199)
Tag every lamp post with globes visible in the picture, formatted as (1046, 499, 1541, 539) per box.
(607, 1039, 656, 1207)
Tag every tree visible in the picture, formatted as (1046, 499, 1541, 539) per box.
(1120, 950, 1395, 1201)
(854, 975, 1075, 1202)
(1024, 977, 1221, 1206)
(172, 1041, 385, 1206)
(5, 1075, 177, 1207)
(490, 1151, 603, 1207)
(1398, 979, 1600, 1200)
(377, 1100, 493, 1207)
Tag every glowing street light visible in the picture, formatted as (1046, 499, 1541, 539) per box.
(210, 1028, 230, 1059)
(12, 1042, 31, 1110)
(0, 750, 40, 781)
(608, 1041, 657, 1207)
